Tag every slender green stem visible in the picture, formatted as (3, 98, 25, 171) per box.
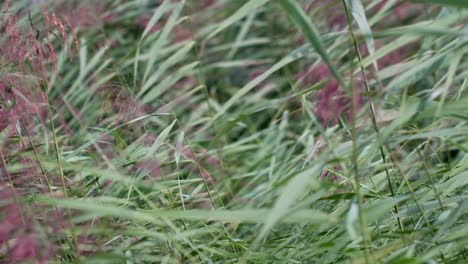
(342, 1, 375, 262)
(341, 0, 404, 233)
(45, 93, 78, 257)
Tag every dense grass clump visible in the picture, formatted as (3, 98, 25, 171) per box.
(1, 0, 467, 263)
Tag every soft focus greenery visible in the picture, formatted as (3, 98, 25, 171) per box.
(2, 0, 467, 263)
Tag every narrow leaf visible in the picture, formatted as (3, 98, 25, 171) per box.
(207, 0, 270, 40)
(278, 0, 345, 89)
(413, 0, 468, 8)
(345, 0, 378, 72)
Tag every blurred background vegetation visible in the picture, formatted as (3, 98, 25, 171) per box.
(0, 0, 467, 263)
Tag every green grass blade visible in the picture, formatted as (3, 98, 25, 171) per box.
(278, 0, 345, 89)
(413, 0, 468, 8)
(345, 0, 378, 72)
(206, 0, 270, 40)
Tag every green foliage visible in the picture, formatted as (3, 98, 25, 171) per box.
(1, 0, 467, 263)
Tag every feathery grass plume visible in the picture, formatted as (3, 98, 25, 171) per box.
(1, 2, 80, 262)
(1, 4, 78, 75)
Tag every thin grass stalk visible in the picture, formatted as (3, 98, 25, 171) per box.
(174, 115, 241, 259)
(45, 93, 79, 257)
(191, 27, 242, 257)
(388, 150, 433, 231)
(341, 0, 404, 232)
(417, 149, 445, 211)
(342, 1, 374, 262)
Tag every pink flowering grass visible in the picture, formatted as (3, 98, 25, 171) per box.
(0, 1, 81, 262)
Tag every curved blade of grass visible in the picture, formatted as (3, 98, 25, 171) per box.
(394, 126, 468, 142)
(205, 44, 314, 125)
(358, 34, 419, 71)
(436, 50, 462, 115)
(41, 197, 332, 224)
(227, 10, 257, 59)
(345, 0, 378, 72)
(278, 0, 345, 89)
(413, 0, 468, 8)
(141, 61, 199, 104)
(138, 41, 195, 97)
(364, 197, 407, 223)
(258, 161, 325, 241)
(134, 0, 171, 87)
(206, 0, 270, 40)
(147, 120, 177, 158)
(380, 96, 420, 141)
(143, 0, 185, 83)
(386, 53, 445, 94)
(141, 0, 171, 40)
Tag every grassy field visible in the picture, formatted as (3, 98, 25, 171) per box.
(1, 0, 467, 263)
